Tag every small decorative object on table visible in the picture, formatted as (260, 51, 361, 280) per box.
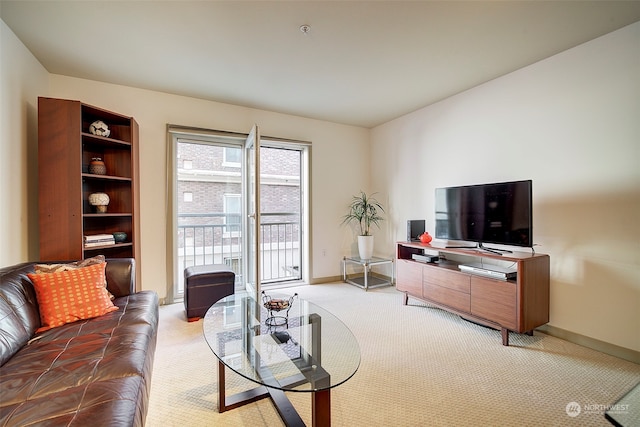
(112, 232, 127, 243)
(88, 192, 110, 213)
(89, 157, 107, 175)
(262, 291, 297, 327)
(419, 232, 432, 244)
(89, 120, 110, 137)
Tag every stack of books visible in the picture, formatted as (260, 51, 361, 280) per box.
(84, 234, 115, 248)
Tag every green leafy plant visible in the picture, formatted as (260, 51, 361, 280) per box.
(342, 191, 385, 236)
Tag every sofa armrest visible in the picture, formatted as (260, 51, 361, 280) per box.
(105, 258, 135, 297)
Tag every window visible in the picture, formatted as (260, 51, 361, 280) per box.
(223, 147, 241, 167)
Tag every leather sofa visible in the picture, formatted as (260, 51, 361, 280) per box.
(0, 258, 159, 426)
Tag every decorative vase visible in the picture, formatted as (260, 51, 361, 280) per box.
(357, 235, 375, 260)
(88, 192, 110, 213)
(89, 157, 107, 175)
(419, 232, 433, 244)
(112, 232, 127, 243)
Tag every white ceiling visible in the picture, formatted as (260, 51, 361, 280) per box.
(2, 1, 640, 128)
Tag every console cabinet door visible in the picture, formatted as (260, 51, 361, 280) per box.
(396, 259, 422, 297)
(470, 277, 517, 330)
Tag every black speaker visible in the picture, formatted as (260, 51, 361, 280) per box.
(407, 220, 425, 242)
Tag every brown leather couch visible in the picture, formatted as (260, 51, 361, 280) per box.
(0, 258, 159, 426)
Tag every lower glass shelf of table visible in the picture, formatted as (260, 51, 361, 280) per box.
(342, 256, 394, 291)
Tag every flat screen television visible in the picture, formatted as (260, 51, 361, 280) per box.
(435, 180, 533, 249)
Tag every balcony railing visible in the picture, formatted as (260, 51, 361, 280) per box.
(176, 212, 300, 294)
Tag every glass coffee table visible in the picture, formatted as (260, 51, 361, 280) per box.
(203, 292, 360, 426)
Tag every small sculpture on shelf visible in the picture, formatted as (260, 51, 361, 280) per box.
(88, 192, 110, 213)
(89, 120, 110, 137)
(89, 157, 107, 175)
(262, 291, 298, 327)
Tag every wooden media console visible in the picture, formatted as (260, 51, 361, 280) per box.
(396, 242, 550, 346)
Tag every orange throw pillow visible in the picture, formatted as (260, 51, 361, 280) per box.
(28, 262, 118, 332)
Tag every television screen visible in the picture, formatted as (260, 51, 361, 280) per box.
(435, 180, 532, 247)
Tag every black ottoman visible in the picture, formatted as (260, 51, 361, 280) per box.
(184, 264, 235, 322)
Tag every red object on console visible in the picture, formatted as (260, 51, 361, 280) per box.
(419, 232, 433, 244)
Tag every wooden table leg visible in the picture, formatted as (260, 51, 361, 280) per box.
(501, 328, 509, 346)
(312, 389, 331, 427)
(218, 360, 273, 414)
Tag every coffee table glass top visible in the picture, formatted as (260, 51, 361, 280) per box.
(344, 256, 391, 265)
(203, 292, 361, 392)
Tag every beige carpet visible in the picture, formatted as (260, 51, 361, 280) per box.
(146, 283, 639, 426)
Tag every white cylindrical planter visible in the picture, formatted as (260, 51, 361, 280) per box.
(358, 235, 374, 260)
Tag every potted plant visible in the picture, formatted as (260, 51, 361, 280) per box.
(342, 191, 385, 259)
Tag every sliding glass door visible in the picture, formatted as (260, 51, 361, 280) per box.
(169, 126, 309, 302)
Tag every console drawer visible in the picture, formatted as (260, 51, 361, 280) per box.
(423, 282, 470, 313)
(423, 265, 470, 293)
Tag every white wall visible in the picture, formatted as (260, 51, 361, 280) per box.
(46, 75, 370, 299)
(371, 22, 640, 351)
(0, 20, 49, 265)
